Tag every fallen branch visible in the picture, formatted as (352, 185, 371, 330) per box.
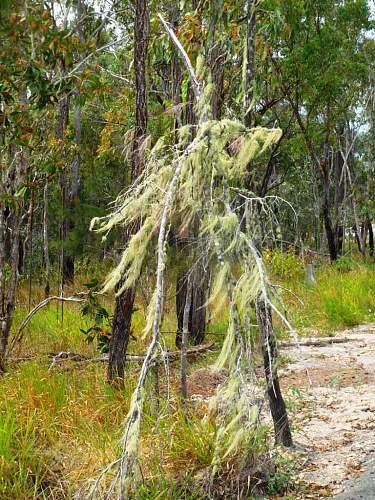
(279, 337, 355, 349)
(48, 351, 87, 371)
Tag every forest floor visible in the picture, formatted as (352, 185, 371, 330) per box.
(277, 323, 375, 498)
(2, 262, 375, 498)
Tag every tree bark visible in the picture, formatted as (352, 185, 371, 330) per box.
(56, 95, 72, 284)
(333, 142, 346, 258)
(107, 283, 136, 383)
(107, 0, 149, 384)
(320, 153, 339, 262)
(0, 147, 27, 372)
(181, 276, 192, 398)
(176, 261, 208, 347)
(256, 295, 293, 447)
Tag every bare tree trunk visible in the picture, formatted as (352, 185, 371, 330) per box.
(333, 148, 345, 257)
(367, 217, 374, 258)
(0, 147, 27, 372)
(322, 165, 338, 261)
(56, 95, 71, 285)
(107, 282, 136, 383)
(43, 180, 51, 297)
(176, 261, 208, 347)
(256, 295, 293, 447)
(107, 0, 149, 383)
(60, 0, 86, 283)
(62, 103, 82, 283)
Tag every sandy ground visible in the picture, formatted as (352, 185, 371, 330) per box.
(279, 324, 375, 498)
(186, 324, 375, 498)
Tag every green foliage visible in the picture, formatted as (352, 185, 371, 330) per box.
(266, 449, 300, 496)
(80, 279, 112, 353)
(264, 248, 305, 282)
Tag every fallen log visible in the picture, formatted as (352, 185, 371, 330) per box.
(279, 337, 355, 349)
(47, 342, 216, 370)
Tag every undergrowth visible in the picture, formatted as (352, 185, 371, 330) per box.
(265, 250, 375, 334)
(1, 255, 374, 497)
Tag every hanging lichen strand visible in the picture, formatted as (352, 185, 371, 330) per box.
(89, 50, 284, 496)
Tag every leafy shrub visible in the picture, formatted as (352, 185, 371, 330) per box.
(80, 279, 112, 353)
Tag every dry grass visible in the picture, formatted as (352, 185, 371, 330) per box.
(3, 256, 373, 497)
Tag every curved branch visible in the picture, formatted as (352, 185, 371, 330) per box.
(8, 295, 85, 356)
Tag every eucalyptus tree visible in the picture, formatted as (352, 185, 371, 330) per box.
(107, 0, 150, 383)
(0, 2, 72, 370)
(261, 0, 372, 260)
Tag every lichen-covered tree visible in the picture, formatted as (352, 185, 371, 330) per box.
(90, 23, 294, 494)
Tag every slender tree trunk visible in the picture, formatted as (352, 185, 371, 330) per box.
(43, 180, 51, 297)
(62, 103, 82, 283)
(367, 217, 374, 258)
(107, 0, 149, 383)
(181, 276, 192, 399)
(256, 295, 293, 447)
(322, 165, 338, 261)
(176, 261, 208, 347)
(56, 95, 71, 285)
(0, 147, 27, 372)
(333, 138, 346, 258)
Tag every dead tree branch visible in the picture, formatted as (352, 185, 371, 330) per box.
(8, 295, 85, 356)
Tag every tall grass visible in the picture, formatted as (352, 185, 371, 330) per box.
(265, 251, 375, 334)
(0, 358, 133, 498)
(2, 256, 374, 497)
(0, 408, 44, 498)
